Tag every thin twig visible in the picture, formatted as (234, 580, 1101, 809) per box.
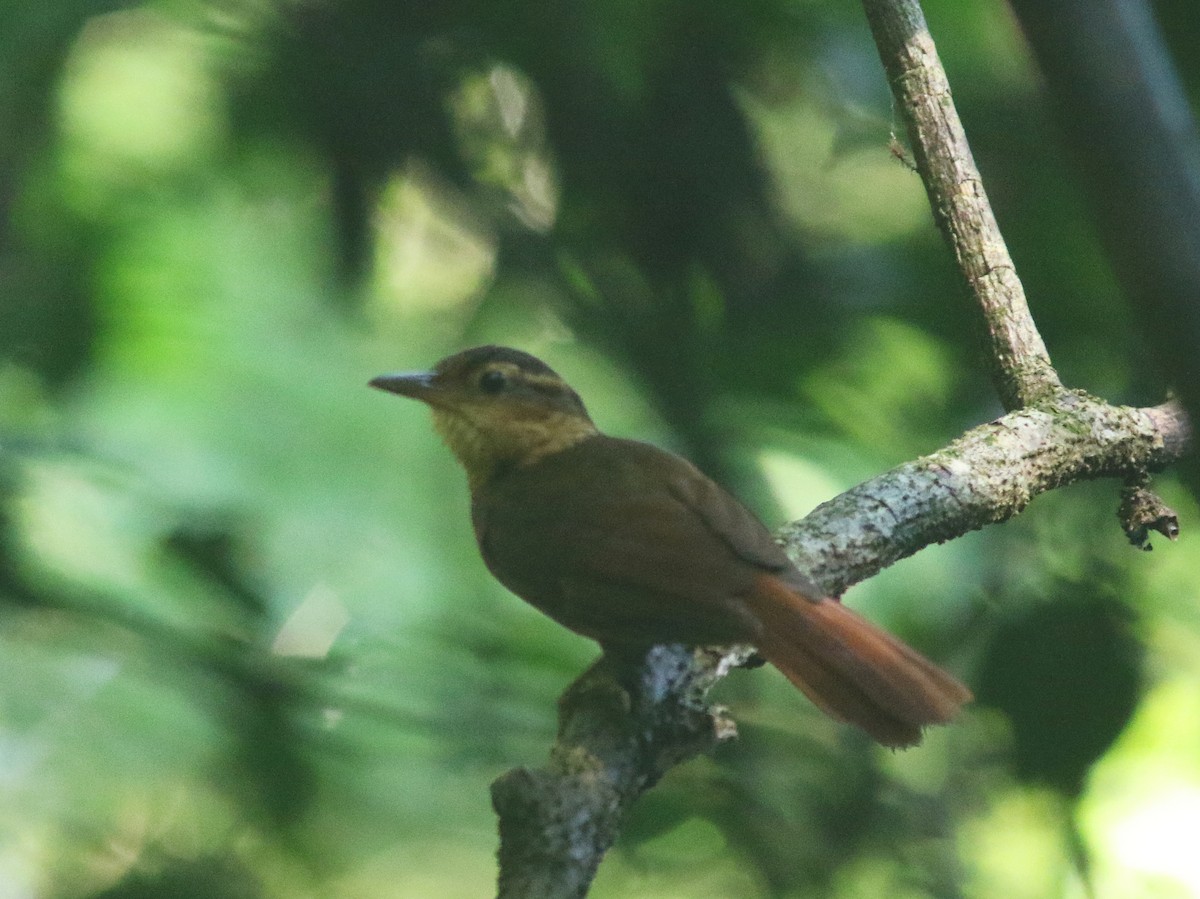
(861, 0, 1062, 409)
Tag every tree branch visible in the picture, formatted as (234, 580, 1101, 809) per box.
(490, 1, 1195, 895)
(491, 395, 1190, 898)
(492, 646, 754, 899)
(779, 399, 1190, 593)
(861, 0, 1061, 410)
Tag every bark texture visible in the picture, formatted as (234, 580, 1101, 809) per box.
(780, 399, 1189, 593)
(861, 0, 1061, 409)
(492, 646, 753, 899)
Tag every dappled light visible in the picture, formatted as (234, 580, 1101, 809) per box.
(2, 0, 1199, 896)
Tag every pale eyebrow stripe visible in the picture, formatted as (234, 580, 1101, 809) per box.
(519, 373, 569, 394)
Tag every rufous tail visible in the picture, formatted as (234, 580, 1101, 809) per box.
(745, 574, 971, 748)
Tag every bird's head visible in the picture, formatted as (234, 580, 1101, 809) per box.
(370, 345, 597, 487)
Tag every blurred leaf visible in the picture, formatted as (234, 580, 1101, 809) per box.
(87, 855, 261, 899)
(976, 592, 1143, 795)
(0, 0, 1196, 894)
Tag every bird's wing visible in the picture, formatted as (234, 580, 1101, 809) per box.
(473, 436, 803, 644)
(663, 459, 831, 602)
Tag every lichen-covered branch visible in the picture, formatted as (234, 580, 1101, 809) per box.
(492, 645, 754, 899)
(778, 398, 1190, 594)
(861, 0, 1061, 409)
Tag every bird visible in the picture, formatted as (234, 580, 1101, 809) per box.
(370, 345, 970, 747)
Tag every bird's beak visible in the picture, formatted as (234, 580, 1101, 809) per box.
(369, 370, 442, 403)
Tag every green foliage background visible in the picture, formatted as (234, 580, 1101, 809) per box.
(2, 1, 1199, 896)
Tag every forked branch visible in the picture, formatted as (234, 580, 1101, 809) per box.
(490, 1, 1193, 896)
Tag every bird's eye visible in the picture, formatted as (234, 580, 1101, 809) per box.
(479, 369, 508, 394)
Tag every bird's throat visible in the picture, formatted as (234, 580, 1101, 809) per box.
(431, 407, 598, 489)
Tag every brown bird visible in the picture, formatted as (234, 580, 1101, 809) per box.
(371, 345, 970, 747)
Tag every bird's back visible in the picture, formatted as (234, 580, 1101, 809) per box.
(470, 434, 790, 646)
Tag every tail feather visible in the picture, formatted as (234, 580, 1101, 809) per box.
(745, 575, 971, 748)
